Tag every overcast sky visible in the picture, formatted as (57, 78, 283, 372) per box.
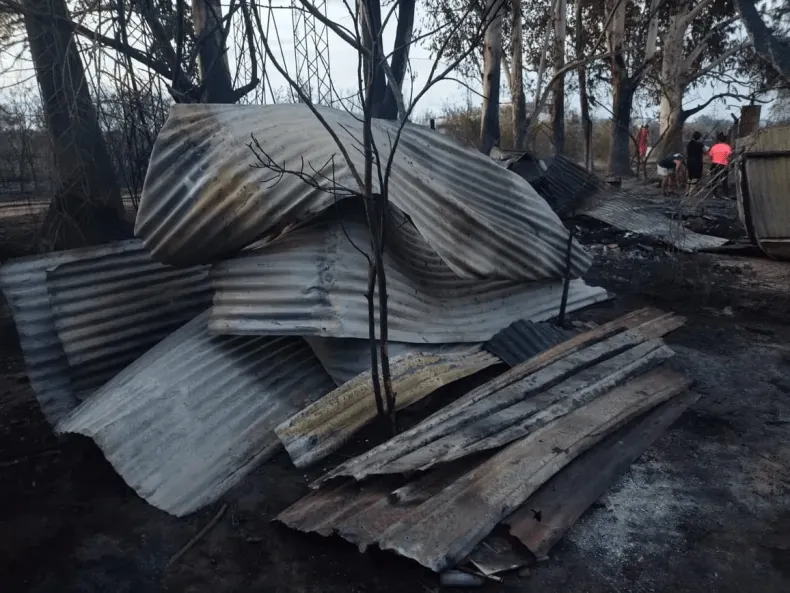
(0, 0, 767, 125)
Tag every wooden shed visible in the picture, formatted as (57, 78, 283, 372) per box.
(737, 124, 790, 261)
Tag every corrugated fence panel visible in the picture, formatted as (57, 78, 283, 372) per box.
(57, 311, 335, 517)
(209, 209, 610, 342)
(47, 245, 211, 394)
(136, 103, 591, 281)
(0, 241, 146, 424)
(484, 320, 577, 367)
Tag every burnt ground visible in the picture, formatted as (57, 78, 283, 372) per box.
(2, 188, 790, 593)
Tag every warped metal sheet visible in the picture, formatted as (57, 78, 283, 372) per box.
(578, 192, 728, 251)
(209, 211, 610, 342)
(136, 103, 592, 281)
(0, 241, 149, 424)
(278, 366, 690, 572)
(528, 155, 603, 217)
(305, 336, 481, 386)
(504, 390, 700, 558)
(484, 320, 576, 367)
(314, 309, 685, 484)
(275, 347, 501, 468)
(47, 244, 211, 394)
(57, 311, 335, 517)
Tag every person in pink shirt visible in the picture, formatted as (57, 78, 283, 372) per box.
(709, 132, 733, 198)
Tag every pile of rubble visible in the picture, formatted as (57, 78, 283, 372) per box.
(0, 104, 698, 581)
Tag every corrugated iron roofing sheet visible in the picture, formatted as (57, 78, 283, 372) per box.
(275, 346, 501, 468)
(484, 320, 576, 367)
(578, 192, 729, 251)
(304, 336, 482, 386)
(277, 366, 690, 572)
(0, 241, 157, 424)
(136, 103, 592, 281)
(47, 243, 211, 394)
(209, 210, 609, 342)
(57, 311, 335, 517)
(314, 309, 685, 484)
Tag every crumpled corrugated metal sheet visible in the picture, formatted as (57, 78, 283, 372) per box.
(578, 192, 729, 251)
(503, 389, 700, 559)
(57, 311, 335, 517)
(0, 241, 162, 424)
(209, 210, 610, 342)
(484, 320, 576, 367)
(47, 243, 211, 394)
(304, 336, 481, 386)
(275, 346, 501, 468)
(314, 309, 685, 484)
(529, 155, 603, 217)
(277, 366, 689, 572)
(135, 103, 592, 281)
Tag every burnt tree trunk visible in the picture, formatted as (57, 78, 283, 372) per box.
(608, 73, 635, 177)
(575, 0, 591, 169)
(24, 0, 130, 250)
(551, 0, 566, 154)
(192, 0, 236, 103)
(361, 0, 388, 118)
(480, 0, 504, 154)
(511, 0, 527, 149)
(380, 0, 415, 120)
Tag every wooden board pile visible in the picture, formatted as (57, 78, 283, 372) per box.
(273, 307, 697, 580)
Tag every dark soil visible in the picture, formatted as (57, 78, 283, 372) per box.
(2, 198, 790, 593)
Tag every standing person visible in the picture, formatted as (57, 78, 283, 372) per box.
(685, 131, 706, 195)
(709, 133, 733, 198)
(638, 124, 650, 160)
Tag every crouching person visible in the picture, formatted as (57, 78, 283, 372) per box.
(657, 153, 686, 196)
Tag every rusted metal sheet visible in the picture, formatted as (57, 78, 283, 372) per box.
(737, 124, 790, 261)
(136, 103, 592, 281)
(47, 244, 211, 393)
(504, 389, 700, 558)
(484, 320, 575, 367)
(57, 311, 335, 517)
(314, 309, 685, 484)
(275, 347, 501, 468)
(0, 241, 150, 424)
(209, 209, 609, 342)
(277, 366, 691, 572)
(578, 192, 729, 252)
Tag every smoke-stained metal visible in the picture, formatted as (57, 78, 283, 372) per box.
(209, 210, 609, 342)
(0, 241, 150, 423)
(484, 320, 576, 367)
(136, 103, 592, 281)
(57, 311, 335, 517)
(47, 244, 211, 393)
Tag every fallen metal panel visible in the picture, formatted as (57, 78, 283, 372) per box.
(737, 124, 790, 261)
(57, 311, 335, 517)
(529, 155, 603, 217)
(47, 244, 211, 394)
(504, 389, 700, 558)
(278, 366, 691, 572)
(136, 103, 592, 281)
(578, 192, 729, 252)
(0, 241, 150, 424)
(305, 336, 483, 386)
(209, 211, 610, 342)
(484, 320, 576, 367)
(275, 347, 501, 468)
(314, 309, 685, 484)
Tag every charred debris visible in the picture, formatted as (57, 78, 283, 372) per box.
(1, 104, 757, 586)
